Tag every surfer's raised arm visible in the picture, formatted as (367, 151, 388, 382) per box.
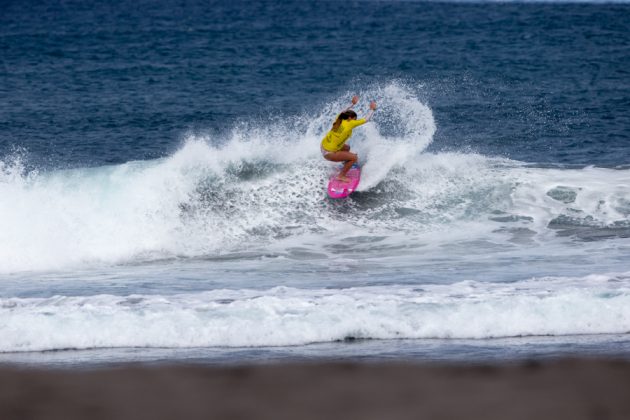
(364, 101, 377, 122)
(342, 95, 360, 112)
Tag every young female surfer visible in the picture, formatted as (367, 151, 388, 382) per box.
(321, 96, 377, 181)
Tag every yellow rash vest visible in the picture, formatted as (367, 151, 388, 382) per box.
(321, 118, 367, 152)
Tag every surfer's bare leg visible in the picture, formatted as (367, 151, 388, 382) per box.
(325, 150, 357, 181)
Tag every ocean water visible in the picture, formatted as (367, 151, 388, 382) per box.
(1, 0, 630, 366)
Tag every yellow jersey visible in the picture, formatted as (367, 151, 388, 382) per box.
(321, 118, 367, 152)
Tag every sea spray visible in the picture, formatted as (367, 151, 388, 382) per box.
(1, 82, 629, 273)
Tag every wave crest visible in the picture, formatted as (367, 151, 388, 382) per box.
(1, 82, 629, 272)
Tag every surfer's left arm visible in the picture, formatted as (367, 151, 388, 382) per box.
(343, 95, 360, 112)
(364, 101, 377, 122)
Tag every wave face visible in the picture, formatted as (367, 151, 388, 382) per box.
(2, 272, 629, 352)
(1, 81, 630, 273)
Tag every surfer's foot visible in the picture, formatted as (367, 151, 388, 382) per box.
(337, 175, 350, 182)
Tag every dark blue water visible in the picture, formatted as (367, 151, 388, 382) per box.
(2, 0, 629, 167)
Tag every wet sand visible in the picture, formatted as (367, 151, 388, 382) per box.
(1, 359, 630, 420)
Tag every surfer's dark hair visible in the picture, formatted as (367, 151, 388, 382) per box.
(332, 110, 358, 130)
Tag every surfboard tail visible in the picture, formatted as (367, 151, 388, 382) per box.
(326, 166, 361, 199)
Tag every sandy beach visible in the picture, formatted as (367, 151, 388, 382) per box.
(2, 358, 629, 420)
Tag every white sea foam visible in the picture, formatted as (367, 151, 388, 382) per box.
(2, 272, 629, 352)
(0, 81, 629, 273)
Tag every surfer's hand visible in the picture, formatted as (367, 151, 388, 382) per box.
(369, 101, 377, 110)
(351, 95, 359, 105)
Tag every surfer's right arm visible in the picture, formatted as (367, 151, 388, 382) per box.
(346, 101, 377, 129)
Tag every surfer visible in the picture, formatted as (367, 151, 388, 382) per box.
(321, 96, 377, 181)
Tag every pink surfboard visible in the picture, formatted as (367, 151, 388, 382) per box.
(327, 165, 361, 199)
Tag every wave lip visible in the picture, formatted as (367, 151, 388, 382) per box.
(2, 272, 629, 353)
